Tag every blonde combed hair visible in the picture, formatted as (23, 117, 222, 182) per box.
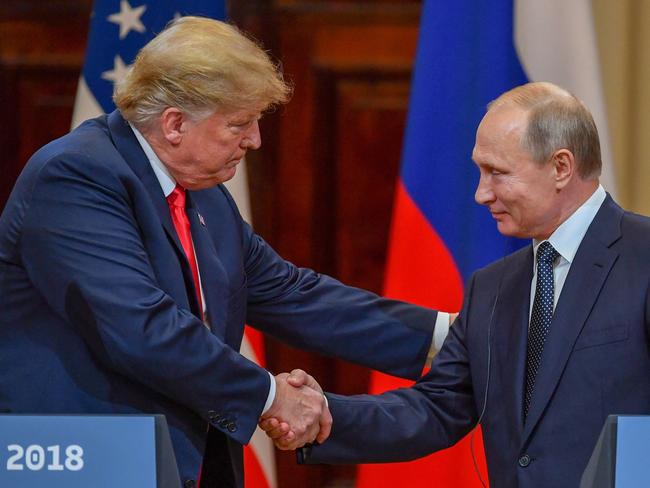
(114, 16, 292, 127)
(488, 81, 602, 179)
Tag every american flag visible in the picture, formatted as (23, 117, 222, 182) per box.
(72, 2, 275, 487)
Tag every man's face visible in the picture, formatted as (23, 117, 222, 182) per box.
(167, 108, 262, 190)
(472, 107, 560, 240)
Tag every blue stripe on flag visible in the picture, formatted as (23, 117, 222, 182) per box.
(400, 0, 529, 280)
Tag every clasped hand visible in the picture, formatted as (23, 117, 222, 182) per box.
(258, 369, 331, 450)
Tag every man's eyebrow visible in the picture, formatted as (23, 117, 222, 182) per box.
(471, 154, 485, 166)
(473, 160, 500, 172)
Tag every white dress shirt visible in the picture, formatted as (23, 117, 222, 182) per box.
(529, 185, 607, 320)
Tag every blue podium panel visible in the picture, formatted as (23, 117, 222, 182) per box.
(615, 416, 650, 487)
(0, 415, 157, 488)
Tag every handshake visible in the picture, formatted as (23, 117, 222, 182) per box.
(258, 369, 331, 450)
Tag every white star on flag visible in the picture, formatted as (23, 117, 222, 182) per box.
(108, 0, 147, 40)
(101, 55, 130, 84)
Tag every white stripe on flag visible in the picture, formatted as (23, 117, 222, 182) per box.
(71, 77, 104, 130)
(515, 0, 617, 197)
(223, 160, 252, 224)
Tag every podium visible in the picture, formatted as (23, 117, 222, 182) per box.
(581, 415, 650, 488)
(0, 414, 180, 488)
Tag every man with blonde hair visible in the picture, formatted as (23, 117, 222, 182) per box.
(0, 17, 451, 488)
(291, 81, 650, 488)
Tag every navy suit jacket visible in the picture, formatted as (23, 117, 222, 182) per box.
(0, 111, 436, 486)
(305, 195, 650, 488)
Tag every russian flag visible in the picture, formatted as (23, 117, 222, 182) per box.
(72, 2, 275, 487)
(358, 0, 614, 486)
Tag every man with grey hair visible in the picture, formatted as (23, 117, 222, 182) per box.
(288, 81, 650, 488)
(0, 17, 453, 488)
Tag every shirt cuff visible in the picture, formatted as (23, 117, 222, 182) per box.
(434, 311, 451, 351)
(426, 312, 451, 366)
(261, 371, 276, 415)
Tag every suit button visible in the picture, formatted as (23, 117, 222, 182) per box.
(518, 454, 531, 467)
(207, 410, 220, 421)
(184, 479, 196, 488)
(227, 422, 237, 432)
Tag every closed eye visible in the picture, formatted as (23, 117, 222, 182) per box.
(228, 120, 253, 129)
(228, 114, 262, 130)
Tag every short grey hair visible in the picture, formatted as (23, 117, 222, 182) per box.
(488, 81, 601, 179)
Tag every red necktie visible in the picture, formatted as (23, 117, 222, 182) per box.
(168, 186, 215, 487)
(167, 184, 204, 320)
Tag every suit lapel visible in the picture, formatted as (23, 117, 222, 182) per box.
(106, 110, 198, 314)
(522, 196, 623, 444)
(492, 247, 533, 435)
(106, 111, 186, 257)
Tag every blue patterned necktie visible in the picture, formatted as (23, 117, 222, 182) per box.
(524, 241, 559, 418)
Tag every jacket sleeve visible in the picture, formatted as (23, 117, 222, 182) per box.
(19, 154, 268, 445)
(240, 218, 437, 380)
(300, 274, 480, 464)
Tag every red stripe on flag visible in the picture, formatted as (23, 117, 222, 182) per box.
(370, 181, 463, 392)
(245, 326, 266, 365)
(359, 182, 488, 486)
(382, 181, 464, 312)
(244, 445, 271, 488)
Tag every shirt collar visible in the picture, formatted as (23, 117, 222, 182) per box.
(532, 184, 606, 264)
(130, 123, 177, 197)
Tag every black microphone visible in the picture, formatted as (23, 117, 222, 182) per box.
(470, 256, 505, 488)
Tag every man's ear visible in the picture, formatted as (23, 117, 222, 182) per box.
(159, 108, 187, 145)
(552, 149, 575, 190)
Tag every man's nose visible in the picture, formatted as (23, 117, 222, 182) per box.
(474, 175, 495, 205)
(242, 119, 261, 150)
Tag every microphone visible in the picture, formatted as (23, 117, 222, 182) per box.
(470, 256, 505, 488)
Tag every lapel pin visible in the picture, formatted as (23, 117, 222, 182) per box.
(198, 213, 206, 226)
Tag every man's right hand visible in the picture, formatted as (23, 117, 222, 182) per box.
(259, 371, 331, 450)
